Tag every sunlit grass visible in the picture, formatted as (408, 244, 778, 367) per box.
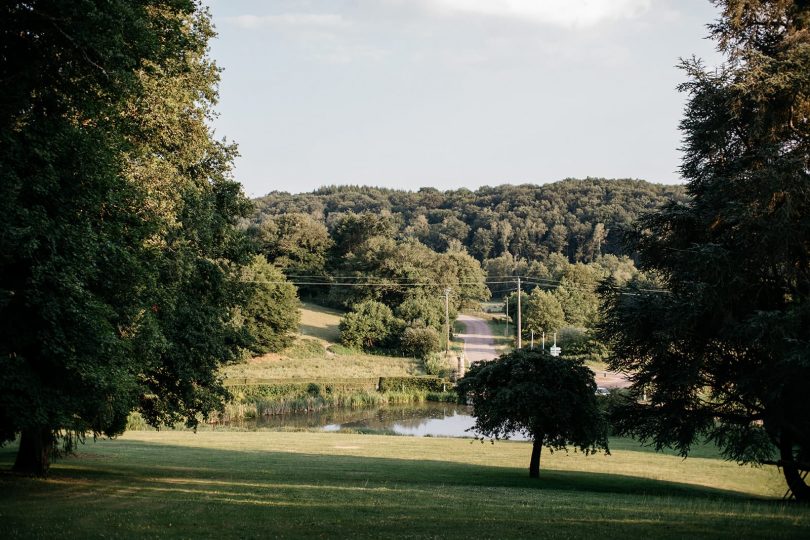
(221, 302, 424, 380)
(222, 353, 422, 380)
(1, 431, 806, 539)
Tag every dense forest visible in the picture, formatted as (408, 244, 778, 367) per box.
(244, 178, 687, 359)
(250, 178, 687, 264)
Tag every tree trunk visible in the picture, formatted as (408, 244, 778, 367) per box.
(780, 433, 810, 501)
(12, 427, 53, 477)
(529, 436, 543, 478)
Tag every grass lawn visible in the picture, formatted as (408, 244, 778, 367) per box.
(221, 302, 424, 380)
(1, 431, 807, 539)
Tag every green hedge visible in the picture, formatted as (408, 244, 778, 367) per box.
(378, 376, 448, 393)
(225, 377, 378, 390)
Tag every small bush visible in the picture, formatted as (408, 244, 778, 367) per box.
(423, 352, 448, 377)
(401, 326, 442, 359)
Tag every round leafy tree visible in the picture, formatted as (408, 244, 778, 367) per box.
(339, 300, 401, 351)
(521, 288, 565, 338)
(400, 325, 442, 360)
(457, 350, 608, 478)
(0, 2, 252, 475)
(240, 255, 300, 354)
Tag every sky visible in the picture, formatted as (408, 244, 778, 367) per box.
(206, 0, 723, 197)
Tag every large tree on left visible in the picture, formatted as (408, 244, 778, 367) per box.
(0, 1, 252, 475)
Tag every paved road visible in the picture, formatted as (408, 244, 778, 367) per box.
(457, 314, 498, 364)
(456, 313, 631, 389)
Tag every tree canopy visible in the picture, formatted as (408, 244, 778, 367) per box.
(599, 0, 810, 500)
(251, 180, 686, 266)
(239, 255, 300, 355)
(457, 350, 608, 478)
(0, 1, 251, 474)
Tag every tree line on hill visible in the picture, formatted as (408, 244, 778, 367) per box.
(245, 180, 675, 361)
(250, 179, 687, 266)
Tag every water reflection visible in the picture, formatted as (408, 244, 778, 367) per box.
(219, 403, 529, 440)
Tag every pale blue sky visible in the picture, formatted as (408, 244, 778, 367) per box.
(206, 1, 721, 197)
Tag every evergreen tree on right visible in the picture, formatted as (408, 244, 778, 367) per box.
(600, 0, 810, 500)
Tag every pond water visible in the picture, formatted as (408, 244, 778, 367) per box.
(217, 403, 529, 440)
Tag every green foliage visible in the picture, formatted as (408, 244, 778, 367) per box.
(401, 326, 442, 360)
(227, 379, 379, 395)
(249, 213, 331, 296)
(378, 376, 447, 393)
(521, 289, 565, 337)
(423, 352, 449, 378)
(339, 301, 401, 351)
(0, 1, 251, 474)
(552, 264, 602, 327)
(558, 327, 609, 363)
(396, 291, 446, 331)
(240, 255, 300, 354)
(457, 349, 608, 475)
(425, 391, 460, 403)
(598, 0, 810, 499)
(252, 180, 686, 265)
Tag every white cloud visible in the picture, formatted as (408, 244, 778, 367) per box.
(227, 13, 348, 30)
(426, 0, 652, 28)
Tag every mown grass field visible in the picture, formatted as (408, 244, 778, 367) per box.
(1, 431, 807, 539)
(221, 302, 424, 380)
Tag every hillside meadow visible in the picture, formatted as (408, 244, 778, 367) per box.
(221, 302, 463, 381)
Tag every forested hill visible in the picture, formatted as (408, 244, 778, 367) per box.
(250, 178, 687, 263)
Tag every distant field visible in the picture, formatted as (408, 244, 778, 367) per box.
(220, 302, 424, 380)
(1, 431, 806, 539)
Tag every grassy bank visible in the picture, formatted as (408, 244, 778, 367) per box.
(221, 302, 424, 380)
(1, 431, 806, 539)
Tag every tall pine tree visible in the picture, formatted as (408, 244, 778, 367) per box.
(600, 0, 810, 499)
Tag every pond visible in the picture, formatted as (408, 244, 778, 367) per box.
(216, 402, 529, 440)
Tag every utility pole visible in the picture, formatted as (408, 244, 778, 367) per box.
(444, 287, 451, 356)
(516, 277, 522, 349)
(542, 331, 545, 351)
(530, 329, 534, 349)
(505, 296, 509, 337)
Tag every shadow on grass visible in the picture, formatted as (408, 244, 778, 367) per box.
(1, 439, 807, 540)
(0, 439, 753, 501)
(298, 322, 340, 343)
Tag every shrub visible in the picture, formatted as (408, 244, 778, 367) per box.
(423, 352, 448, 377)
(240, 255, 301, 354)
(401, 326, 442, 359)
(395, 291, 445, 331)
(339, 300, 401, 351)
(378, 376, 446, 393)
(559, 326, 609, 362)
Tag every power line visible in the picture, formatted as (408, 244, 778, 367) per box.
(241, 275, 672, 295)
